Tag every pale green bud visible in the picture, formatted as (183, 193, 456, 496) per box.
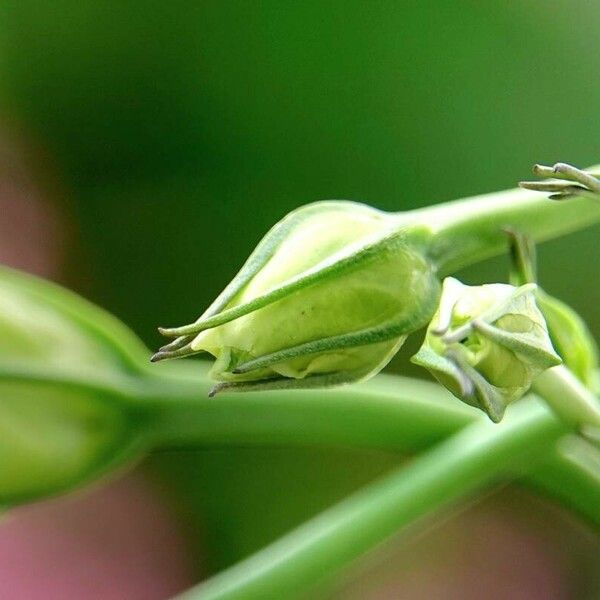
(0, 266, 147, 505)
(412, 277, 561, 422)
(0, 267, 146, 372)
(155, 201, 441, 395)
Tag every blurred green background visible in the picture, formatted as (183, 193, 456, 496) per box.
(0, 1, 599, 597)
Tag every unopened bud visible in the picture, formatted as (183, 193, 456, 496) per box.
(155, 201, 441, 395)
(412, 277, 561, 422)
(0, 266, 147, 505)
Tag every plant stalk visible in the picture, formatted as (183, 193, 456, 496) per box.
(175, 397, 565, 600)
(533, 365, 600, 428)
(141, 368, 475, 452)
(171, 362, 600, 600)
(3, 362, 598, 529)
(407, 179, 600, 274)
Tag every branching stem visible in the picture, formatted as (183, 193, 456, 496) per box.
(175, 396, 566, 600)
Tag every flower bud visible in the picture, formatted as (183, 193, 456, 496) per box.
(412, 277, 561, 422)
(155, 201, 441, 395)
(0, 266, 147, 505)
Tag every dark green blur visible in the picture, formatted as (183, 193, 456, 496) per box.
(1, 1, 599, 588)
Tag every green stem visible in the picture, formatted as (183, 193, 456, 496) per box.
(171, 362, 600, 600)
(142, 369, 475, 452)
(533, 365, 600, 428)
(527, 437, 600, 528)
(143, 366, 600, 528)
(175, 398, 565, 600)
(2, 362, 598, 530)
(409, 185, 600, 274)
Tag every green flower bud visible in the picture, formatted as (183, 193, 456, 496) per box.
(0, 266, 148, 505)
(0, 380, 135, 506)
(412, 277, 561, 422)
(155, 201, 441, 395)
(0, 266, 147, 373)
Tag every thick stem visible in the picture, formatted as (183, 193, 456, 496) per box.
(141, 370, 475, 452)
(408, 185, 600, 274)
(140, 365, 600, 530)
(3, 362, 597, 530)
(175, 398, 565, 600)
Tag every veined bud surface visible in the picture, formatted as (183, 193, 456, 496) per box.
(412, 277, 561, 422)
(155, 201, 441, 394)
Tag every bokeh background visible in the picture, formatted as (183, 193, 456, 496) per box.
(0, 2, 599, 598)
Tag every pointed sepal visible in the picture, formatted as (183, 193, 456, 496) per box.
(412, 277, 561, 422)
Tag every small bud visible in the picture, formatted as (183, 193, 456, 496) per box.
(155, 201, 441, 395)
(0, 266, 147, 505)
(412, 277, 561, 422)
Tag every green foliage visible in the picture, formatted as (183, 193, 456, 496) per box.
(0, 253, 599, 598)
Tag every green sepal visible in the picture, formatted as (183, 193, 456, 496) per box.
(472, 319, 561, 371)
(0, 367, 142, 506)
(159, 226, 410, 339)
(229, 284, 440, 378)
(536, 290, 600, 393)
(154, 201, 362, 356)
(209, 362, 387, 397)
(519, 162, 600, 201)
(0, 265, 149, 374)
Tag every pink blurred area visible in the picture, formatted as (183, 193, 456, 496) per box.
(334, 487, 600, 600)
(0, 474, 196, 600)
